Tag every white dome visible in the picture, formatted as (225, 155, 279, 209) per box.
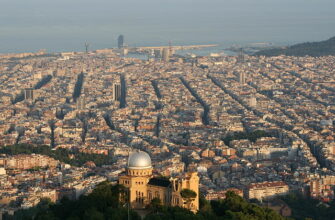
(128, 151, 152, 169)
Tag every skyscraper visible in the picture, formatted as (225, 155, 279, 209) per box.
(118, 35, 124, 49)
(24, 88, 35, 101)
(239, 72, 246, 84)
(162, 48, 170, 62)
(237, 48, 245, 63)
(76, 96, 86, 110)
(113, 83, 121, 101)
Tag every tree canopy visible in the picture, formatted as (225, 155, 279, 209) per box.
(282, 193, 335, 220)
(180, 189, 197, 200)
(7, 185, 288, 220)
(9, 182, 140, 220)
(223, 130, 273, 146)
(0, 144, 113, 167)
(255, 36, 335, 57)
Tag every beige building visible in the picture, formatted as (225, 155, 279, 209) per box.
(0, 154, 58, 170)
(309, 175, 335, 201)
(205, 188, 243, 201)
(119, 151, 199, 212)
(247, 181, 289, 201)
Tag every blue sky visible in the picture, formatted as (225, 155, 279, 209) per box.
(0, 0, 334, 52)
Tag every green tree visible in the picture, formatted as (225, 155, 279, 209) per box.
(83, 208, 104, 220)
(180, 189, 197, 210)
(147, 198, 162, 213)
(198, 194, 215, 219)
(11, 181, 290, 220)
(211, 191, 285, 220)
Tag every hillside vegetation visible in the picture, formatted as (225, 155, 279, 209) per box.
(255, 36, 335, 57)
(7, 182, 285, 220)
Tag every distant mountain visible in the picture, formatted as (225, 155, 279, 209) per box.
(254, 36, 335, 57)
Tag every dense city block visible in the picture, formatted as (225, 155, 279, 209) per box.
(1, 49, 335, 219)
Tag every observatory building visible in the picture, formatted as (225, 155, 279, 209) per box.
(119, 151, 199, 212)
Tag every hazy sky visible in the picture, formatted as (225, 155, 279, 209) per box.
(1, 0, 335, 52)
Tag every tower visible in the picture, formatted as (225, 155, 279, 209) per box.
(76, 95, 86, 110)
(118, 35, 124, 49)
(237, 48, 245, 63)
(162, 48, 170, 62)
(239, 72, 246, 84)
(85, 42, 89, 53)
(24, 88, 35, 101)
(113, 83, 121, 101)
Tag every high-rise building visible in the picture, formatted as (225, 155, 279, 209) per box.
(249, 96, 257, 107)
(113, 83, 121, 101)
(237, 48, 245, 63)
(118, 35, 124, 49)
(76, 96, 86, 110)
(162, 48, 170, 62)
(239, 72, 246, 84)
(154, 49, 161, 59)
(24, 88, 35, 101)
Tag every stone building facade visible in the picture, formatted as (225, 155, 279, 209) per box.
(119, 151, 199, 212)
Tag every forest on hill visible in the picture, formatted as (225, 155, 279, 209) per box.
(255, 36, 335, 57)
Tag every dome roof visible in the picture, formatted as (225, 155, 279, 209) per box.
(128, 151, 152, 169)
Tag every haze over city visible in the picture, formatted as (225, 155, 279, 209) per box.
(1, 0, 335, 219)
(1, 0, 335, 52)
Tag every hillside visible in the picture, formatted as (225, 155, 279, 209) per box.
(8, 182, 286, 220)
(254, 36, 335, 57)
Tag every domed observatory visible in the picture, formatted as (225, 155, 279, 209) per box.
(119, 151, 154, 209)
(127, 151, 153, 176)
(118, 150, 199, 212)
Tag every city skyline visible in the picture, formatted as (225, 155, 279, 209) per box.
(2, 1, 335, 219)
